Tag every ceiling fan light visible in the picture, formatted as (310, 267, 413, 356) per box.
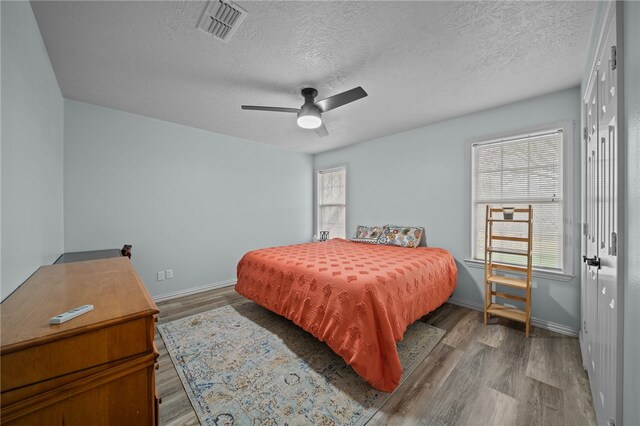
(297, 114, 322, 129)
(297, 104, 322, 129)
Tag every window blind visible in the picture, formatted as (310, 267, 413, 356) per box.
(472, 130, 564, 270)
(318, 167, 346, 239)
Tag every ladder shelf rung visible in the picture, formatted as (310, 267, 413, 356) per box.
(489, 208, 532, 213)
(487, 246, 529, 256)
(487, 274, 528, 289)
(490, 235, 529, 242)
(490, 262, 529, 274)
(492, 291, 527, 302)
(487, 219, 530, 223)
(486, 303, 527, 323)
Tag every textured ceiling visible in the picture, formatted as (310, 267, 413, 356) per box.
(31, 1, 595, 154)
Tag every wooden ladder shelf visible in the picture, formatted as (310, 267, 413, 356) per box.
(483, 205, 533, 336)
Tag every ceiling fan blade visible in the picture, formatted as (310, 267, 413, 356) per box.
(241, 106, 300, 113)
(315, 86, 368, 113)
(314, 122, 329, 137)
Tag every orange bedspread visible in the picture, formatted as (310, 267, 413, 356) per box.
(235, 238, 457, 392)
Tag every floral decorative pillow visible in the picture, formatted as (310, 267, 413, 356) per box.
(377, 225, 424, 248)
(350, 225, 384, 244)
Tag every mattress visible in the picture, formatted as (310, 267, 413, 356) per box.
(235, 238, 457, 392)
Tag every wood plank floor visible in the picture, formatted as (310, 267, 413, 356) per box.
(155, 286, 596, 426)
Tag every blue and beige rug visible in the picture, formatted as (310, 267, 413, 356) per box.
(158, 301, 444, 426)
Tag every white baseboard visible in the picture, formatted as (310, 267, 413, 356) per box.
(447, 297, 579, 337)
(153, 279, 236, 303)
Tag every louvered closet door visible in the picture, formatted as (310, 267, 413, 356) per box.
(581, 7, 620, 426)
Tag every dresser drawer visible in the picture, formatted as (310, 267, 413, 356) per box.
(2, 354, 157, 425)
(1, 316, 153, 393)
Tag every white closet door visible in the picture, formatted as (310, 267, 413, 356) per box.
(581, 5, 622, 426)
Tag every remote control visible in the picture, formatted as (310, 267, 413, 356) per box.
(49, 304, 94, 325)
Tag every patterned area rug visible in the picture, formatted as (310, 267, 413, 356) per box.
(158, 302, 444, 426)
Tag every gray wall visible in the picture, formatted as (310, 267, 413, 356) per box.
(622, 2, 639, 424)
(1, 1, 64, 301)
(315, 88, 582, 330)
(64, 100, 313, 298)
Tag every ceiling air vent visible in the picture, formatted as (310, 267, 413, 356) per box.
(197, 0, 247, 43)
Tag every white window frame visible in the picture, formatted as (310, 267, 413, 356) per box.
(464, 121, 575, 282)
(315, 165, 348, 239)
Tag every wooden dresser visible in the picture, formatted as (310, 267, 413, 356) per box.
(0, 257, 159, 425)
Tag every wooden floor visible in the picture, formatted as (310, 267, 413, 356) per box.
(155, 286, 596, 426)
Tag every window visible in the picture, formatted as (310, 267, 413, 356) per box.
(317, 166, 346, 239)
(470, 127, 572, 274)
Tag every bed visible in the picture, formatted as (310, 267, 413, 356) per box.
(235, 238, 457, 392)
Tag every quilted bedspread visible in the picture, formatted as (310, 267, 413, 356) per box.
(235, 238, 457, 392)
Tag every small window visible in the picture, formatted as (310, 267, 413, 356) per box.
(317, 166, 346, 239)
(471, 128, 571, 273)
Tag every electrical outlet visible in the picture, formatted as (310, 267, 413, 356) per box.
(157, 271, 165, 281)
(166, 269, 174, 279)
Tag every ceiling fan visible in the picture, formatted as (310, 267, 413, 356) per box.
(241, 86, 368, 137)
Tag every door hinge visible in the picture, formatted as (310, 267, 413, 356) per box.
(583, 223, 588, 236)
(583, 127, 588, 141)
(583, 319, 587, 333)
(610, 232, 618, 256)
(608, 418, 615, 426)
(610, 46, 617, 70)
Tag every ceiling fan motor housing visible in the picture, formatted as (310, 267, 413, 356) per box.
(301, 88, 318, 104)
